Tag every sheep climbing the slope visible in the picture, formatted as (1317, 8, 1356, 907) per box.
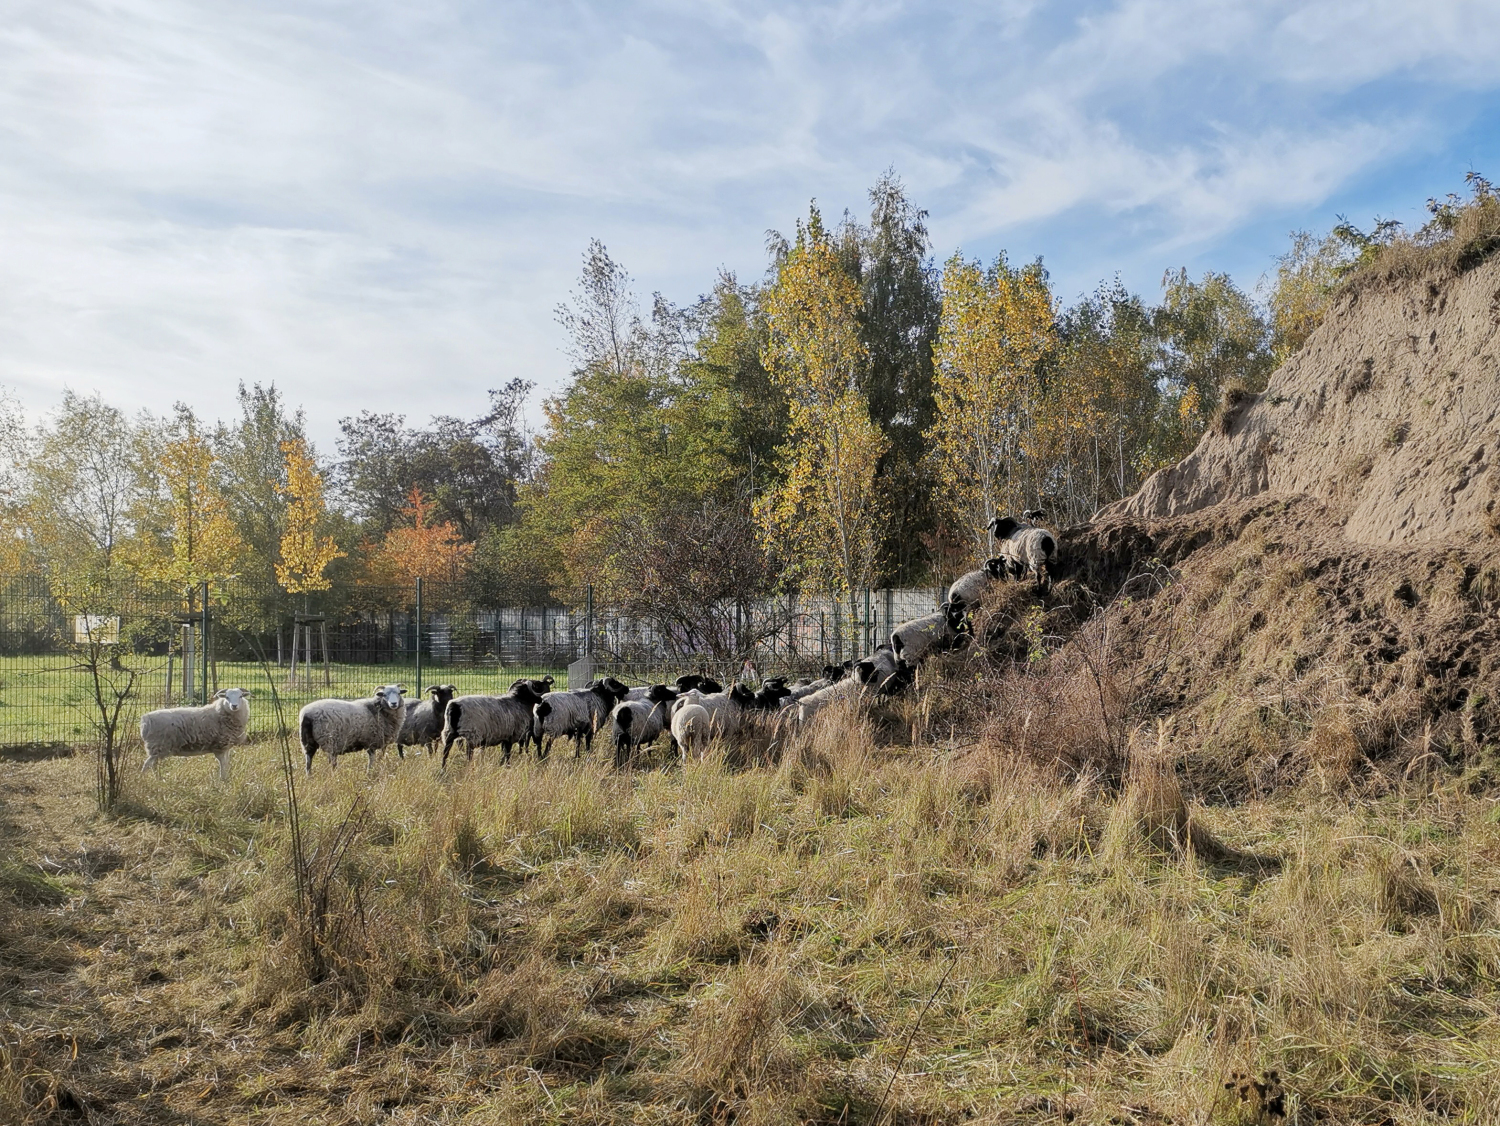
(610, 685, 679, 768)
(140, 688, 252, 781)
(439, 681, 548, 768)
(890, 602, 971, 666)
(947, 558, 1007, 610)
(852, 646, 912, 696)
(298, 685, 407, 774)
(397, 684, 456, 758)
(532, 678, 630, 758)
(989, 514, 1058, 587)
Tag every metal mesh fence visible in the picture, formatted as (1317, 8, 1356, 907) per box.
(0, 575, 940, 750)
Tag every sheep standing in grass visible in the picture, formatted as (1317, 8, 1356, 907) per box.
(439, 682, 547, 768)
(140, 688, 252, 781)
(298, 685, 407, 774)
(397, 684, 456, 759)
(531, 678, 630, 758)
(890, 602, 971, 666)
(669, 683, 758, 759)
(610, 685, 679, 768)
(989, 514, 1058, 587)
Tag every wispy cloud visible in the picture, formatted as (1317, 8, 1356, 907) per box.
(0, 0, 1495, 445)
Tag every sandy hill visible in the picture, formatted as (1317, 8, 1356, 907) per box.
(1109, 257, 1500, 544)
(1013, 259, 1500, 794)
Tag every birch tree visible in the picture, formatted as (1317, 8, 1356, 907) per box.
(756, 206, 887, 627)
(927, 252, 1054, 554)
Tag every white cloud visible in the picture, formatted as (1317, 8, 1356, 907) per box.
(0, 0, 1495, 452)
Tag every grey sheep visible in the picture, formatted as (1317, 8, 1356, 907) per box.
(610, 685, 679, 768)
(439, 681, 547, 768)
(532, 677, 630, 758)
(947, 558, 1007, 610)
(397, 684, 457, 759)
(852, 646, 911, 696)
(989, 514, 1058, 587)
(298, 685, 407, 774)
(140, 688, 252, 781)
(890, 602, 971, 666)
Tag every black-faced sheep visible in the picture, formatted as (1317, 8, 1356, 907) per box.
(947, 558, 1007, 610)
(532, 678, 630, 758)
(890, 602, 970, 666)
(440, 681, 547, 768)
(610, 685, 679, 768)
(397, 684, 456, 759)
(989, 514, 1058, 587)
(140, 688, 252, 781)
(298, 685, 407, 774)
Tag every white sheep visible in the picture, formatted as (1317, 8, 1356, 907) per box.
(439, 682, 547, 768)
(531, 678, 630, 758)
(140, 688, 252, 781)
(298, 685, 407, 774)
(610, 685, 679, 767)
(947, 558, 1006, 610)
(669, 683, 758, 759)
(790, 676, 863, 727)
(988, 514, 1058, 587)
(890, 602, 970, 666)
(396, 684, 457, 759)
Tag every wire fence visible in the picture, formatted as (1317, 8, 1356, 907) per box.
(0, 575, 941, 750)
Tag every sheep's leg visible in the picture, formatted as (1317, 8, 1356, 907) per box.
(439, 736, 455, 771)
(216, 752, 230, 782)
(304, 749, 316, 775)
(366, 749, 376, 774)
(141, 753, 158, 774)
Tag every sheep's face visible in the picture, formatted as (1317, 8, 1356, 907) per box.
(214, 688, 249, 712)
(985, 557, 1006, 579)
(375, 685, 406, 710)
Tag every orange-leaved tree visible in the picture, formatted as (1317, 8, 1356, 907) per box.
(275, 438, 343, 594)
(369, 487, 473, 588)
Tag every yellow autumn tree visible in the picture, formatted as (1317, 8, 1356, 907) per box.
(756, 206, 887, 626)
(132, 413, 245, 588)
(927, 252, 1054, 554)
(275, 438, 343, 594)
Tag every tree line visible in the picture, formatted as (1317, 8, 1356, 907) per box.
(4, 170, 1427, 628)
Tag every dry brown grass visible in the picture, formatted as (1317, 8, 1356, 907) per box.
(5, 511, 1500, 1122)
(4, 703, 1500, 1124)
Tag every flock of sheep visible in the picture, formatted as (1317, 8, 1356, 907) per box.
(136, 514, 1059, 778)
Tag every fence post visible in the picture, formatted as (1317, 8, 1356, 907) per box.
(414, 576, 424, 698)
(585, 584, 594, 660)
(200, 581, 210, 705)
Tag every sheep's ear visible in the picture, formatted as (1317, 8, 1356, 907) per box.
(212, 688, 225, 699)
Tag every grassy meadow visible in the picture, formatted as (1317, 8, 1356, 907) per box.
(4, 694, 1500, 1125)
(0, 657, 568, 748)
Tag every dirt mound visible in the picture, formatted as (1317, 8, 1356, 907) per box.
(1107, 258, 1500, 547)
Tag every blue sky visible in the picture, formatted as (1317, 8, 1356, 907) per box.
(2, 0, 1498, 452)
